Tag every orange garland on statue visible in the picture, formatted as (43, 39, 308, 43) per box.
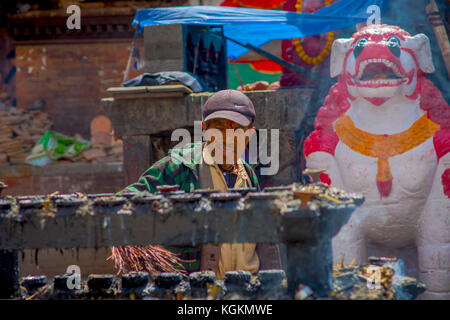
(293, 0, 334, 64)
(334, 114, 440, 189)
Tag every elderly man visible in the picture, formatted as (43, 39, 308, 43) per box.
(113, 89, 281, 279)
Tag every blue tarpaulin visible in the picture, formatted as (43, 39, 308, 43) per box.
(132, 0, 389, 59)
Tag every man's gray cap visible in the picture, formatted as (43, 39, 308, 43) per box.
(202, 89, 256, 126)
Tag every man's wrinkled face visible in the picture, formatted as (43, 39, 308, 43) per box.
(203, 118, 254, 165)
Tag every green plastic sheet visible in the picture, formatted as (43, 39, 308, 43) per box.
(26, 130, 91, 166)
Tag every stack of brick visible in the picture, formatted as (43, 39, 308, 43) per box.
(0, 106, 123, 165)
(79, 115, 123, 164)
(0, 107, 52, 165)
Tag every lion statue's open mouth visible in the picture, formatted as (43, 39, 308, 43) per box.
(354, 59, 406, 87)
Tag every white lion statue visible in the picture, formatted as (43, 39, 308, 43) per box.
(304, 24, 450, 299)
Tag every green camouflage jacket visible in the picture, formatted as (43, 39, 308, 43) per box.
(120, 142, 260, 271)
(124, 142, 260, 194)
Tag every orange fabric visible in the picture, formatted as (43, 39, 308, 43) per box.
(248, 60, 283, 73)
(334, 114, 440, 186)
(233, 59, 283, 74)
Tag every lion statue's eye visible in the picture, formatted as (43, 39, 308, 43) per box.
(387, 36, 401, 46)
(387, 36, 401, 57)
(353, 37, 368, 58)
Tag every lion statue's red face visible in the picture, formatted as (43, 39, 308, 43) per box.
(330, 25, 435, 106)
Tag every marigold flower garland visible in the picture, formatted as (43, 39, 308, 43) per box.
(293, 0, 334, 64)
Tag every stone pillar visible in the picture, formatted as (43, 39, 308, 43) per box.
(285, 240, 333, 297)
(122, 135, 154, 187)
(144, 25, 184, 73)
(0, 250, 19, 298)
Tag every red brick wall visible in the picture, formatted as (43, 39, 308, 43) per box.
(9, 39, 142, 278)
(0, 163, 125, 277)
(0, 29, 16, 106)
(0, 163, 125, 196)
(14, 40, 142, 138)
(2, 172, 125, 196)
